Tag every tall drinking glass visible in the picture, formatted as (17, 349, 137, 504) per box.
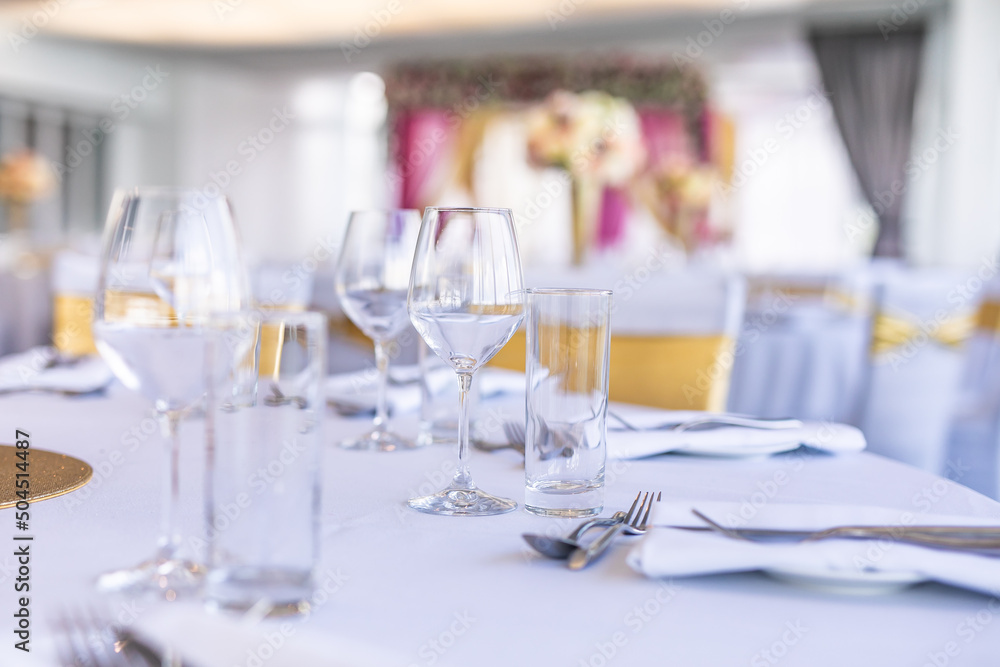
(407, 207, 524, 516)
(334, 209, 421, 451)
(92, 187, 248, 595)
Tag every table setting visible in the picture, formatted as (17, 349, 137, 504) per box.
(5, 196, 1000, 667)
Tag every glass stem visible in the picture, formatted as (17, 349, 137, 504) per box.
(453, 371, 474, 489)
(373, 339, 390, 432)
(158, 409, 183, 559)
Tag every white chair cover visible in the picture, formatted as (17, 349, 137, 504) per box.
(860, 265, 975, 473)
(727, 271, 874, 424)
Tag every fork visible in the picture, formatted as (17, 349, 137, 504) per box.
(691, 509, 1000, 552)
(568, 491, 661, 570)
(54, 608, 136, 666)
(608, 411, 802, 432)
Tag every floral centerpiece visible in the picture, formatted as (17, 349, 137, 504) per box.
(638, 156, 722, 254)
(0, 149, 56, 233)
(525, 90, 645, 264)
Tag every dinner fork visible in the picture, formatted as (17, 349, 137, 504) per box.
(568, 491, 661, 570)
(691, 509, 1000, 552)
(54, 608, 135, 667)
(608, 411, 802, 432)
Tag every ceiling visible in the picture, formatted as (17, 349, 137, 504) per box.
(0, 0, 888, 48)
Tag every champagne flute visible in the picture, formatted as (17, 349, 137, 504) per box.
(335, 210, 422, 451)
(407, 207, 524, 515)
(92, 187, 248, 595)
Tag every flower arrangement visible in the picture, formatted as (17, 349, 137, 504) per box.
(639, 156, 722, 253)
(525, 90, 645, 264)
(0, 149, 55, 205)
(526, 90, 645, 186)
(0, 149, 56, 233)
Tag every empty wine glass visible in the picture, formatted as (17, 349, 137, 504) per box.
(334, 209, 422, 451)
(407, 207, 525, 515)
(92, 187, 249, 595)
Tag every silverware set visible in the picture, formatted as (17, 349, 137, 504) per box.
(53, 608, 189, 666)
(522, 491, 661, 569)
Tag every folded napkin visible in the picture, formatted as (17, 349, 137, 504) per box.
(607, 407, 865, 459)
(0, 346, 113, 394)
(131, 602, 404, 667)
(629, 501, 1000, 596)
(326, 366, 525, 416)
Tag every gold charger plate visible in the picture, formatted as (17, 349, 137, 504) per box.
(0, 445, 93, 509)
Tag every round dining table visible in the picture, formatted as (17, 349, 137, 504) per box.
(4, 382, 1000, 667)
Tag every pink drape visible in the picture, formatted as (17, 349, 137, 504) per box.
(595, 108, 695, 250)
(391, 110, 454, 210)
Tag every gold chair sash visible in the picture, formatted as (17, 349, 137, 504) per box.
(870, 310, 974, 356)
(490, 330, 733, 412)
(976, 300, 1000, 335)
(52, 294, 97, 356)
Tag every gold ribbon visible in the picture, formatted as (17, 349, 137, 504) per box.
(870, 310, 974, 356)
(976, 300, 1000, 335)
(491, 330, 733, 412)
(52, 294, 97, 356)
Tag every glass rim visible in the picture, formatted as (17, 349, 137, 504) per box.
(112, 186, 230, 198)
(424, 206, 513, 215)
(526, 288, 613, 297)
(348, 208, 421, 215)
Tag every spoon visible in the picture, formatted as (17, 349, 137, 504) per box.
(522, 513, 625, 559)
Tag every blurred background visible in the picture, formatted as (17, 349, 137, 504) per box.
(3, 0, 1000, 495)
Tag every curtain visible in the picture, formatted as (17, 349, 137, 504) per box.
(809, 27, 925, 258)
(391, 110, 454, 210)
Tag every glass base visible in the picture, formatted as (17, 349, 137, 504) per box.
(524, 480, 604, 518)
(408, 483, 517, 516)
(339, 428, 419, 452)
(96, 556, 204, 598)
(205, 567, 313, 616)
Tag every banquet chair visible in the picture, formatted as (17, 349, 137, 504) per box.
(51, 250, 100, 356)
(490, 267, 746, 411)
(943, 276, 1000, 497)
(859, 266, 977, 474)
(727, 272, 874, 424)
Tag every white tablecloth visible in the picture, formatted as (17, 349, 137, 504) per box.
(4, 387, 1000, 666)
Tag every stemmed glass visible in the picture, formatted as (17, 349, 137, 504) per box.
(92, 187, 248, 595)
(407, 207, 525, 515)
(334, 209, 422, 451)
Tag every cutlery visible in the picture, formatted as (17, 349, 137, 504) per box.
(568, 491, 660, 570)
(691, 510, 1000, 552)
(474, 420, 576, 458)
(522, 507, 651, 559)
(54, 607, 189, 666)
(608, 411, 802, 432)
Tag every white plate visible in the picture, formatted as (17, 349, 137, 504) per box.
(673, 440, 803, 458)
(764, 563, 926, 595)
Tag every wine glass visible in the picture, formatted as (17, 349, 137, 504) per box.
(407, 207, 525, 515)
(92, 187, 249, 595)
(334, 210, 422, 451)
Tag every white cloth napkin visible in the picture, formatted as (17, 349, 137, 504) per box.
(326, 366, 525, 416)
(628, 501, 1000, 596)
(607, 406, 865, 459)
(131, 602, 404, 667)
(0, 347, 113, 394)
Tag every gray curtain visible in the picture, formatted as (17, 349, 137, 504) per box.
(810, 27, 925, 258)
